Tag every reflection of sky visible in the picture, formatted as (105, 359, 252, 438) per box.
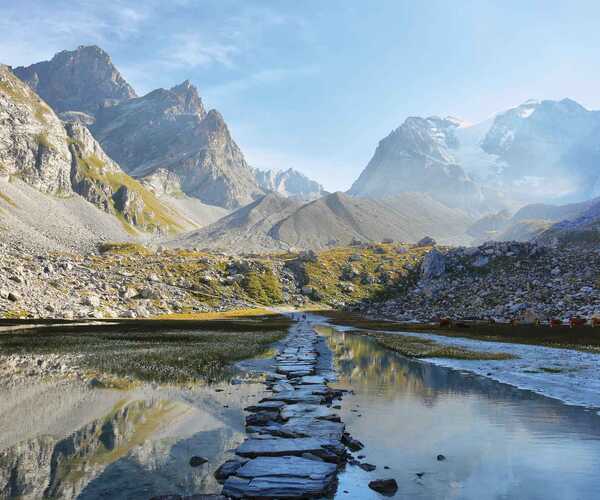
(321, 328, 600, 500)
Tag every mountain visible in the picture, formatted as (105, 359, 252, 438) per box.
(13, 45, 136, 115)
(16, 47, 265, 210)
(90, 80, 264, 209)
(169, 192, 304, 252)
(348, 116, 489, 213)
(536, 199, 600, 245)
(253, 167, 326, 201)
(168, 191, 474, 252)
(0, 64, 193, 250)
(351, 99, 600, 212)
(467, 197, 600, 243)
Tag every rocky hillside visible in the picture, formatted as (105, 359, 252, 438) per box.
(0, 65, 193, 246)
(168, 191, 474, 252)
(253, 167, 326, 201)
(0, 240, 426, 319)
(356, 240, 600, 323)
(13, 45, 136, 115)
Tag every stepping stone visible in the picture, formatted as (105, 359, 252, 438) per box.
(236, 455, 337, 479)
(244, 401, 286, 412)
(297, 375, 327, 385)
(236, 437, 333, 458)
(268, 392, 324, 405)
(280, 404, 334, 420)
(282, 418, 345, 441)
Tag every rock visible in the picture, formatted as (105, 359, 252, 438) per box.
(214, 458, 248, 482)
(421, 248, 446, 280)
(437, 454, 446, 461)
(222, 456, 337, 499)
(342, 433, 364, 451)
(359, 462, 377, 472)
(417, 236, 436, 247)
(7, 292, 20, 302)
(368, 478, 398, 496)
(189, 456, 208, 467)
(82, 295, 100, 307)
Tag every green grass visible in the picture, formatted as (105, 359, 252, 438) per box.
(0, 317, 291, 384)
(243, 269, 283, 304)
(98, 242, 151, 255)
(348, 329, 515, 360)
(321, 310, 600, 354)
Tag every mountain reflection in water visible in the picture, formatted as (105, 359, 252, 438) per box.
(0, 382, 264, 499)
(318, 325, 600, 500)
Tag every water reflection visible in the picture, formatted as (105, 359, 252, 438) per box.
(319, 326, 600, 500)
(0, 382, 265, 499)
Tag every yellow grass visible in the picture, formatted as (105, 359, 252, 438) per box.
(154, 307, 277, 320)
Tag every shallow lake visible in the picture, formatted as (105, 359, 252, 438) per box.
(0, 375, 267, 499)
(317, 324, 600, 500)
(2, 320, 600, 499)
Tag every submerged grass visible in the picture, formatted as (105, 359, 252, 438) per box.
(348, 329, 515, 360)
(0, 317, 290, 384)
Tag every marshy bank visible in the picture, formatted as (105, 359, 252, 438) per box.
(0, 315, 290, 387)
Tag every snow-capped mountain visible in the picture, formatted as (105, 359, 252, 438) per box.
(351, 98, 600, 212)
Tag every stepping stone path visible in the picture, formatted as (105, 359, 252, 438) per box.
(216, 318, 352, 498)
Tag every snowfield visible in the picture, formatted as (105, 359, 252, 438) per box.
(326, 319, 600, 410)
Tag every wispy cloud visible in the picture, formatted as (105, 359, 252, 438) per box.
(159, 33, 239, 69)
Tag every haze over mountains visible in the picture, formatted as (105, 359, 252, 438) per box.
(2, 44, 600, 252)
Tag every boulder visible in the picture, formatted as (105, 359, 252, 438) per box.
(421, 249, 446, 280)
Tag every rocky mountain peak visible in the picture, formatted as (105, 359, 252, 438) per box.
(169, 80, 206, 116)
(253, 167, 326, 201)
(13, 45, 137, 115)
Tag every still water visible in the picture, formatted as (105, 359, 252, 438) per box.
(318, 325, 600, 500)
(2, 322, 600, 499)
(0, 378, 267, 499)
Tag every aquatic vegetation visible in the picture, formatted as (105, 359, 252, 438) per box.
(0, 317, 290, 384)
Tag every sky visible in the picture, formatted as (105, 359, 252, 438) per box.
(2, 0, 600, 191)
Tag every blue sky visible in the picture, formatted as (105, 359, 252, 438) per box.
(2, 0, 600, 191)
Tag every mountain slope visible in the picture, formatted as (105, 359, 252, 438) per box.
(168, 191, 474, 252)
(13, 45, 136, 115)
(91, 80, 264, 209)
(169, 192, 304, 252)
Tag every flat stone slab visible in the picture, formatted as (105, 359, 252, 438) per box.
(266, 393, 324, 405)
(244, 401, 286, 412)
(296, 375, 327, 385)
(222, 475, 336, 499)
(236, 456, 337, 479)
(280, 404, 335, 421)
(236, 437, 331, 458)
